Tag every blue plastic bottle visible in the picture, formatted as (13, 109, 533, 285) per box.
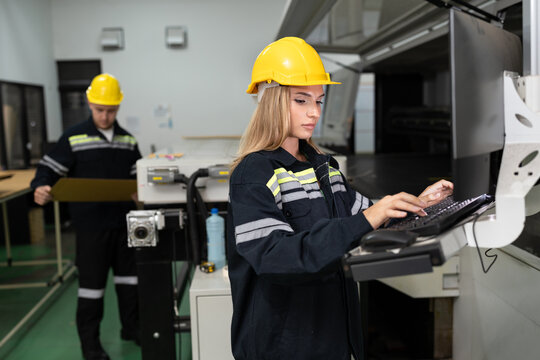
(206, 208, 226, 269)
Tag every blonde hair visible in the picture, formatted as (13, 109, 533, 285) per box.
(230, 85, 322, 173)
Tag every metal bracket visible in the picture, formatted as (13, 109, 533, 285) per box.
(464, 72, 540, 248)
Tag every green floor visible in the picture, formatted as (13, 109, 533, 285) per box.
(0, 229, 192, 360)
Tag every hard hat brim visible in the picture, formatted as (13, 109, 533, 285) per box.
(86, 90, 124, 106)
(246, 80, 341, 94)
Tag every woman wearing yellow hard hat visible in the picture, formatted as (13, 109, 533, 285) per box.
(226, 37, 453, 359)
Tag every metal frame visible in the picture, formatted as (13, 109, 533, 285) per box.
(0, 199, 74, 350)
(1, 200, 71, 289)
(523, 0, 540, 75)
(131, 209, 191, 360)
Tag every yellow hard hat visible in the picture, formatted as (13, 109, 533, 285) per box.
(86, 73, 124, 105)
(246, 37, 340, 94)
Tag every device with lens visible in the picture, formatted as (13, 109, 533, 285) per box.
(126, 210, 165, 247)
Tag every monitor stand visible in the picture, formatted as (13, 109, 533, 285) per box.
(464, 72, 540, 248)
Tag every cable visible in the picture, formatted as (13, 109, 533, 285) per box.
(425, 0, 451, 9)
(424, 0, 503, 24)
(450, 0, 502, 23)
(172, 225, 178, 315)
(193, 188, 208, 262)
(186, 168, 209, 264)
(471, 203, 498, 273)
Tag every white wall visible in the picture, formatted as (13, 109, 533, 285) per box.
(0, 0, 62, 141)
(51, 0, 287, 155)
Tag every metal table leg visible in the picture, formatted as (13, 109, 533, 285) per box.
(2, 201, 12, 266)
(54, 201, 64, 282)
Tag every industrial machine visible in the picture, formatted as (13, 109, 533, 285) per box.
(343, 8, 540, 282)
(126, 138, 236, 359)
(128, 137, 348, 359)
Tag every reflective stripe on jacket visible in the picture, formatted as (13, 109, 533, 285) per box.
(31, 118, 141, 230)
(227, 141, 372, 360)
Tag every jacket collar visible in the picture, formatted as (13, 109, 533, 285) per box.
(87, 117, 119, 135)
(259, 140, 334, 168)
(260, 146, 297, 167)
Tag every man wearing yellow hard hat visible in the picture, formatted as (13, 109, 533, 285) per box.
(31, 73, 141, 360)
(227, 37, 452, 360)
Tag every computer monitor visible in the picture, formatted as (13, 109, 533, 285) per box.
(450, 9, 522, 200)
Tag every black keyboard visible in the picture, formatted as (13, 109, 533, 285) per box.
(386, 194, 493, 236)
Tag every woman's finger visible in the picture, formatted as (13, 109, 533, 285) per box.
(385, 209, 408, 218)
(394, 193, 426, 208)
(394, 199, 426, 215)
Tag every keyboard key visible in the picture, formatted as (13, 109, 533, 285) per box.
(386, 194, 493, 236)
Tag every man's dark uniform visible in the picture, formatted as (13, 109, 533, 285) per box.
(31, 118, 141, 353)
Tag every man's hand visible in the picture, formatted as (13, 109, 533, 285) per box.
(34, 185, 53, 205)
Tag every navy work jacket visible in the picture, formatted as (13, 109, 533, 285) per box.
(31, 118, 141, 230)
(227, 141, 373, 360)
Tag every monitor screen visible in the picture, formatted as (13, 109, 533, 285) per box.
(450, 9, 522, 200)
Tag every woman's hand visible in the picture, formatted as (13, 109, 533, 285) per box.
(419, 180, 454, 207)
(363, 192, 427, 229)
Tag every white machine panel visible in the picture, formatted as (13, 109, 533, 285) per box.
(137, 138, 347, 205)
(137, 138, 239, 204)
(189, 267, 233, 360)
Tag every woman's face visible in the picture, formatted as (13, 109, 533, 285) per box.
(288, 85, 324, 140)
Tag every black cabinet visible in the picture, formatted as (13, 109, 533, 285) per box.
(0, 81, 47, 170)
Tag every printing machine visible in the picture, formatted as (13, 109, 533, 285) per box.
(128, 137, 348, 359)
(126, 138, 237, 359)
(135, 138, 238, 205)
